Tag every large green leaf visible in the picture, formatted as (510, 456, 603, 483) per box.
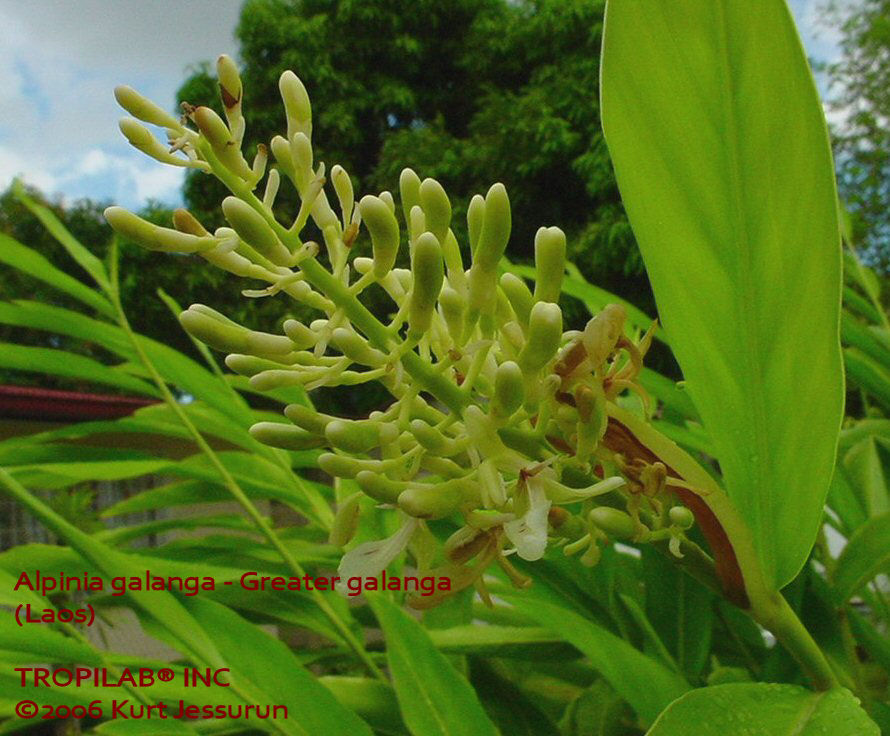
(645, 683, 878, 735)
(367, 593, 498, 736)
(601, 0, 844, 587)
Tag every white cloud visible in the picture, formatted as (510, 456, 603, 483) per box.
(0, 0, 240, 209)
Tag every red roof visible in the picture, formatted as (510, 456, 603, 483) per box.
(0, 385, 156, 422)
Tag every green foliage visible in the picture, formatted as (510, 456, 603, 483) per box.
(177, 0, 643, 302)
(824, 0, 890, 271)
(601, 0, 844, 590)
(646, 683, 879, 736)
(2, 2, 890, 734)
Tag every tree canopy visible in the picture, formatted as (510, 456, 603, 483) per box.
(177, 0, 646, 316)
(825, 0, 890, 270)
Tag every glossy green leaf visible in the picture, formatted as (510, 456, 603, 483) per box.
(832, 511, 890, 601)
(601, 0, 844, 587)
(0, 233, 115, 317)
(645, 683, 878, 735)
(507, 597, 689, 724)
(367, 593, 498, 736)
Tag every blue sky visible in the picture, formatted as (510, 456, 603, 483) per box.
(0, 0, 846, 212)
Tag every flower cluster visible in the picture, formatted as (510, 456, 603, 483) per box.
(106, 56, 695, 608)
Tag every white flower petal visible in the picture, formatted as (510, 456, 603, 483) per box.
(503, 478, 551, 561)
(335, 517, 419, 595)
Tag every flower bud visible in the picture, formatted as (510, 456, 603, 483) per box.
(172, 208, 210, 237)
(192, 106, 253, 179)
(589, 507, 636, 540)
(574, 383, 607, 464)
(222, 197, 291, 266)
(467, 194, 485, 255)
(325, 419, 384, 454)
(499, 273, 533, 327)
(331, 327, 386, 365)
(279, 70, 312, 140)
(408, 232, 444, 338)
(518, 302, 563, 373)
(473, 183, 511, 272)
(282, 319, 316, 350)
(533, 227, 566, 304)
(284, 403, 333, 434)
(179, 304, 292, 354)
(329, 492, 363, 547)
(419, 178, 451, 243)
(378, 190, 395, 213)
(289, 132, 313, 188)
(582, 304, 627, 368)
(119, 118, 189, 167)
(355, 471, 406, 503)
(409, 205, 426, 245)
(359, 194, 400, 279)
(399, 168, 422, 226)
(270, 135, 296, 180)
(249, 422, 325, 450)
(438, 286, 465, 345)
(408, 419, 459, 455)
(398, 478, 475, 519)
(669, 506, 695, 530)
(114, 85, 183, 131)
(216, 54, 242, 114)
(319, 453, 366, 479)
(331, 165, 354, 227)
(104, 207, 215, 253)
(492, 361, 524, 418)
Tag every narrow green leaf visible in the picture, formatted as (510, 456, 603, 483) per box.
(319, 677, 406, 736)
(0, 615, 101, 665)
(367, 593, 498, 736)
(0, 233, 115, 317)
(0, 300, 131, 354)
(832, 511, 890, 601)
(0, 468, 224, 671)
(646, 683, 878, 735)
(601, 0, 844, 587)
(845, 347, 890, 411)
(842, 437, 890, 516)
(642, 549, 714, 681)
(180, 596, 374, 736)
(14, 181, 112, 292)
(507, 597, 689, 724)
(0, 342, 159, 397)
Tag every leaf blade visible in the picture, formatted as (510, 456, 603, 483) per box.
(601, 0, 844, 587)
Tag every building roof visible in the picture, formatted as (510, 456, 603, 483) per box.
(0, 385, 155, 422)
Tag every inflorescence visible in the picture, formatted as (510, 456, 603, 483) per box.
(105, 55, 695, 608)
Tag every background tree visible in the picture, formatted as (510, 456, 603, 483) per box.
(177, 0, 649, 326)
(824, 0, 890, 270)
